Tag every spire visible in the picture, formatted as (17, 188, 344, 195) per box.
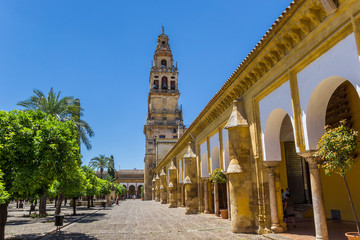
(162, 26, 165, 34)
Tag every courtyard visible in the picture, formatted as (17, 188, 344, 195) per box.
(6, 200, 267, 240)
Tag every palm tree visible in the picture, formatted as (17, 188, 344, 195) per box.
(17, 88, 94, 150)
(90, 155, 110, 179)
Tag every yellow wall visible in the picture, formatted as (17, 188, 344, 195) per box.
(321, 83, 360, 222)
(278, 142, 288, 191)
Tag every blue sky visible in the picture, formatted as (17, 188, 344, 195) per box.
(0, 1, 292, 170)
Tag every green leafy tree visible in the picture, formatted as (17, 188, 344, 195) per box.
(90, 155, 110, 179)
(64, 169, 89, 215)
(0, 110, 81, 238)
(82, 166, 100, 208)
(314, 120, 359, 235)
(17, 88, 94, 216)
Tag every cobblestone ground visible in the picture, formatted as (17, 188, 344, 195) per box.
(40, 200, 267, 240)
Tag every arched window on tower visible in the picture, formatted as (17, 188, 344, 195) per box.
(162, 77, 168, 90)
(170, 81, 175, 90)
(153, 80, 159, 89)
(161, 60, 167, 68)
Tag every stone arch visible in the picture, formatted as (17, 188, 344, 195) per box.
(211, 146, 220, 171)
(263, 108, 295, 161)
(305, 76, 359, 149)
(128, 185, 136, 196)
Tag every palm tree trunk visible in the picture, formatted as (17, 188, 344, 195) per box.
(100, 168, 103, 179)
(343, 176, 360, 235)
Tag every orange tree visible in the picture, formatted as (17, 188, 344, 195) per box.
(314, 120, 359, 235)
(0, 110, 81, 239)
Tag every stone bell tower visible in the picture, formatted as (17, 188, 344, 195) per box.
(143, 28, 185, 200)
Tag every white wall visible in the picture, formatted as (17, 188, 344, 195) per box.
(297, 33, 360, 149)
(222, 128, 229, 171)
(209, 133, 220, 172)
(259, 81, 295, 161)
(200, 142, 209, 177)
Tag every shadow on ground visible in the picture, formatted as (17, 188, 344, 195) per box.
(42, 232, 98, 240)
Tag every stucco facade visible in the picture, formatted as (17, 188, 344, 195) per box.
(149, 0, 360, 239)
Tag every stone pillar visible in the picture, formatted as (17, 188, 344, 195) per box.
(264, 161, 283, 233)
(214, 181, 219, 217)
(204, 179, 210, 213)
(299, 151, 329, 240)
(155, 173, 160, 202)
(152, 176, 156, 200)
(183, 142, 198, 214)
(160, 168, 167, 204)
(168, 159, 177, 208)
(225, 99, 256, 233)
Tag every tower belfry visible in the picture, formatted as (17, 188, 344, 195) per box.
(143, 29, 185, 200)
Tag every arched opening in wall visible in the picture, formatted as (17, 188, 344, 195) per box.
(161, 59, 167, 68)
(128, 185, 136, 198)
(170, 81, 175, 90)
(162, 77, 168, 90)
(308, 80, 360, 222)
(137, 185, 143, 198)
(264, 108, 311, 220)
(279, 115, 311, 205)
(153, 80, 159, 89)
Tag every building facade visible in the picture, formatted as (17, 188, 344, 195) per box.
(143, 29, 185, 200)
(150, 0, 360, 239)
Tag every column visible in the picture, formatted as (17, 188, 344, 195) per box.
(263, 161, 283, 233)
(204, 179, 210, 213)
(225, 99, 256, 233)
(299, 151, 328, 240)
(152, 176, 156, 200)
(183, 142, 198, 214)
(168, 159, 177, 208)
(160, 168, 167, 204)
(155, 173, 160, 202)
(214, 181, 219, 216)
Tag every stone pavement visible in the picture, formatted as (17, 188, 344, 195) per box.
(5, 201, 101, 239)
(40, 200, 267, 240)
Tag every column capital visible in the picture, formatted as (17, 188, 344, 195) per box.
(298, 150, 323, 167)
(263, 161, 281, 176)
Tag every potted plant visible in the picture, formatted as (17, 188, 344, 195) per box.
(314, 120, 359, 239)
(141, 186, 144, 201)
(209, 168, 228, 219)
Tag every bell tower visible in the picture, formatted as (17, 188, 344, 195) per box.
(143, 28, 185, 200)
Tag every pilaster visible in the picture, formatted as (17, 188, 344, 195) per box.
(183, 142, 198, 214)
(168, 159, 177, 208)
(225, 99, 257, 233)
(160, 168, 167, 204)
